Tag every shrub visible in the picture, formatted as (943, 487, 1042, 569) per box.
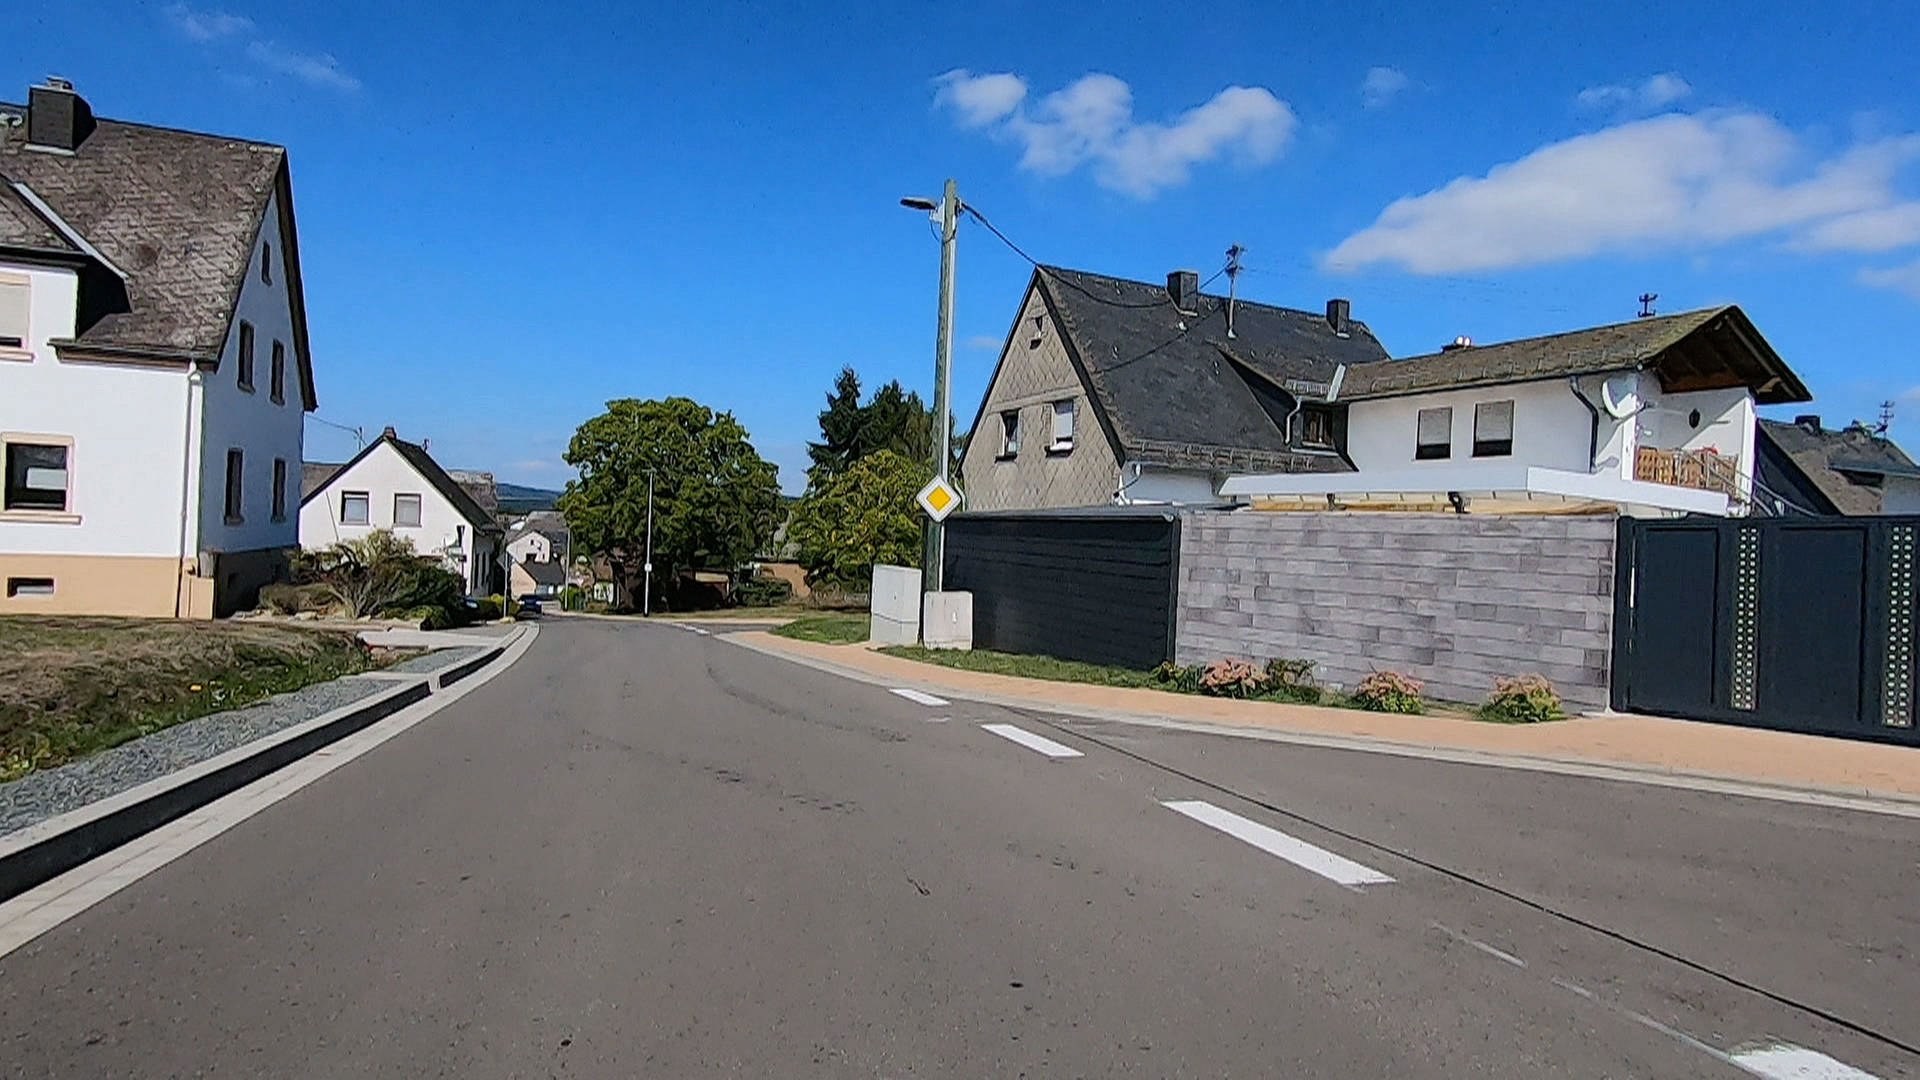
(294, 531, 464, 620)
(735, 576, 795, 608)
(1262, 657, 1322, 704)
(259, 582, 337, 616)
(1152, 661, 1205, 694)
(389, 604, 454, 630)
(1480, 674, 1565, 723)
(469, 596, 503, 621)
(1199, 658, 1268, 698)
(1351, 670, 1426, 714)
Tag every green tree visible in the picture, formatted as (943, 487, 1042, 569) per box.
(787, 449, 929, 588)
(806, 367, 865, 483)
(558, 397, 781, 610)
(805, 369, 965, 488)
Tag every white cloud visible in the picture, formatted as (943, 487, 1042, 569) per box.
(932, 70, 1296, 198)
(1794, 202, 1920, 252)
(1576, 72, 1692, 113)
(1361, 67, 1410, 109)
(246, 41, 362, 92)
(1859, 259, 1920, 299)
(162, 3, 253, 41)
(1324, 111, 1920, 275)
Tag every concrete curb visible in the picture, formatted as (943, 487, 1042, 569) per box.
(725, 635, 1920, 820)
(0, 627, 529, 903)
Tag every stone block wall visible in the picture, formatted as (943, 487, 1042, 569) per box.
(1175, 512, 1616, 709)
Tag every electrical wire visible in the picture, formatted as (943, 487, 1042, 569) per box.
(305, 414, 365, 447)
(965, 203, 1227, 310)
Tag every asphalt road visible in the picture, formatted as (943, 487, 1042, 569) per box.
(1, 617, 1915, 1078)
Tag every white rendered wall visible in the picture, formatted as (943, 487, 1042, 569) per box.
(300, 441, 489, 591)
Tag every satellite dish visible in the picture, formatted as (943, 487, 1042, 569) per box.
(1600, 373, 1642, 420)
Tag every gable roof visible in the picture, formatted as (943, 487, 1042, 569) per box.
(1342, 306, 1810, 404)
(1001, 266, 1388, 472)
(300, 430, 503, 533)
(0, 89, 316, 408)
(1757, 418, 1919, 516)
(516, 558, 566, 587)
(301, 461, 343, 498)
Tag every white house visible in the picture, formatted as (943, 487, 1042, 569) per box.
(300, 428, 503, 594)
(0, 79, 317, 616)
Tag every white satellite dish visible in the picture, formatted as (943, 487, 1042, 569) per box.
(1600, 373, 1642, 419)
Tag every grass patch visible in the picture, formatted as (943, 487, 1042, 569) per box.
(880, 646, 1161, 688)
(771, 613, 869, 644)
(0, 617, 373, 782)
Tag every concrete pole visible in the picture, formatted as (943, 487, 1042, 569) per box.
(643, 470, 655, 616)
(923, 177, 958, 595)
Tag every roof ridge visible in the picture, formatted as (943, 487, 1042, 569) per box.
(1038, 263, 1345, 323)
(0, 100, 287, 151)
(1377, 305, 1731, 365)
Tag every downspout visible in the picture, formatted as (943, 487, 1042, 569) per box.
(173, 369, 204, 617)
(1568, 375, 1601, 469)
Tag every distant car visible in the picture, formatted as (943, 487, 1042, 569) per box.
(514, 595, 544, 616)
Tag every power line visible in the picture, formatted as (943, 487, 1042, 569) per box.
(963, 203, 1226, 310)
(305, 414, 365, 448)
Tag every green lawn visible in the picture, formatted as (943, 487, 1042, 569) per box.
(771, 613, 869, 644)
(878, 646, 1161, 688)
(0, 617, 375, 782)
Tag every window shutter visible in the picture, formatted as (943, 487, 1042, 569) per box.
(1417, 407, 1451, 446)
(0, 279, 28, 345)
(1476, 400, 1514, 441)
(1052, 400, 1076, 445)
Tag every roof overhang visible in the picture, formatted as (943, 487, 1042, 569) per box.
(1219, 464, 1731, 516)
(1648, 306, 1809, 405)
(50, 339, 215, 370)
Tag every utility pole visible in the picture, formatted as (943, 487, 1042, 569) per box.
(924, 179, 959, 592)
(642, 470, 655, 616)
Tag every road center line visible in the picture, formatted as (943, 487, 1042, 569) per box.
(980, 722, 1083, 758)
(1162, 800, 1394, 887)
(889, 688, 949, 707)
(1730, 1045, 1882, 1080)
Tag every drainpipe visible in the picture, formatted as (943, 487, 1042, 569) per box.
(1568, 375, 1601, 469)
(172, 369, 204, 618)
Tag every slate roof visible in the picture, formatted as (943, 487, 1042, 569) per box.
(0, 92, 313, 405)
(1341, 306, 1809, 405)
(301, 431, 503, 534)
(302, 461, 343, 498)
(1030, 266, 1389, 471)
(516, 559, 566, 587)
(1757, 418, 1919, 516)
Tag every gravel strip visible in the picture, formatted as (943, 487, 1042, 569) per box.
(0, 674, 402, 839)
(385, 646, 485, 674)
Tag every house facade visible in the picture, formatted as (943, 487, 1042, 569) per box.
(1754, 415, 1920, 515)
(0, 80, 316, 616)
(299, 429, 502, 594)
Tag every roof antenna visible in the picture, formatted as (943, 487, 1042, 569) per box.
(1224, 244, 1245, 339)
(1637, 292, 1658, 318)
(1877, 400, 1895, 437)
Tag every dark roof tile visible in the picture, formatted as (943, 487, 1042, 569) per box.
(1758, 419, 1918, 516)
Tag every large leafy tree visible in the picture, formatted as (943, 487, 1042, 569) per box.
(787, 449, 929, 588)
(558, 397, 781, 609)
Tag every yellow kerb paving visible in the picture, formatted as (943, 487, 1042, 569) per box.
(739, 632, 1920, 803)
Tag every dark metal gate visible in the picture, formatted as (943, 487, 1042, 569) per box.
(942, 510, 1180, 670)
(1612, 516, 1918, 744)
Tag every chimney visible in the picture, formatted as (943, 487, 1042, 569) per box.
(1325, 298, 1351, 337)
(26, 77, 95, 153)
(1794, 414, 1821, 433)
(1441, 336, 1473, 352)
(381, 425, 398, 440)
(1166, 269, 1199, 313)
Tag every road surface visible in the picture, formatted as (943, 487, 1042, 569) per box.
(1, 617, 1914, 1077)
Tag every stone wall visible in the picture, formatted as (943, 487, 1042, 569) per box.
(1175, 511, 1616, 709)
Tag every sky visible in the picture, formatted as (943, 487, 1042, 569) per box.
(7, 1, 1920, 493)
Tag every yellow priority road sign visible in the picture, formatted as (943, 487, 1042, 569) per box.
(916, 477, 962, 522)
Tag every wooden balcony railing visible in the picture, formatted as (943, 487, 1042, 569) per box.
(1634, 447, 1740, 496)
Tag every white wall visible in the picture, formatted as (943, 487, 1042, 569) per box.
(197, 190, 305, 556)
(300, 441, 492, 593)
(0, 261, 194, 557)
(1346, 378, 1602, 477)
(1119, 463, 1219, 505)
(506, 530, 552, 563)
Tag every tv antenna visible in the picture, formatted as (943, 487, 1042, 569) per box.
(1637, 292, 1658, 318)
(1224, 244, 1245, 339)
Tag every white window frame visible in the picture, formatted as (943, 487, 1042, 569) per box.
(1472, 400, 1515, 458)
(0, 272, 30, 358)
(1416, 406, 1452, 460)
(998, 409, 1021, 459)
(340, 490, 371, 526)
(394, 492, 423, 528)
(2, 433, 75, 518)
(1299, 406, 1336, 451)
(1048, 399, 1077, 454)
(6, 577, 55, 598)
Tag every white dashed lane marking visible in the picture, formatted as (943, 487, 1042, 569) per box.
(889, 688, 949, 707)
(1162, 800, 1394, 888)
(1729, 1044, 1882, 1080)
(979, 723, 1083, 758)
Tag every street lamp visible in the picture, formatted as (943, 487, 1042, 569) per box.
(899, 179, 958, 593)
(643, 469, 655, 616)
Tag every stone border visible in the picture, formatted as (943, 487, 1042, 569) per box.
(0, 628, 526, 903)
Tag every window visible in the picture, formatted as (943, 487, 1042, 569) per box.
(271, 458, 288, 521)
(0, 274, 28, 351)
(998, 410, 1021, 459)
(1299, 406, 1336, 451)
(340, 490, 370, 525)
(237, 321, 255, 390)
(6, 577, 54, 598)
(1472, 400, 1515, 458)
(224, 449, 245, 522)
(394, 492, 423, 527)
(270, 341, 286, 404)
(3, 440, 69, 511)
(1415, 406, 1452, 460)
(261, 242, 272, 285)
(1049, 399, 1076, 454)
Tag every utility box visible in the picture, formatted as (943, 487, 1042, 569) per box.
(869, 564, 922, 646)
(922, 591, 973, 650)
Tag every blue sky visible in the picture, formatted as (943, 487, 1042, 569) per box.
(8, 1, 1920, 492)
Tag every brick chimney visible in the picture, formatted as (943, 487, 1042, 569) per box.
(26, 77, 94, 153)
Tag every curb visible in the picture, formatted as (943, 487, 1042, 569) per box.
(725, 634, 1920, 820)
(0, 628, 528, 903)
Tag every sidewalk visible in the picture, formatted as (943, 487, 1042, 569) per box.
(732, 632, 1920, 808)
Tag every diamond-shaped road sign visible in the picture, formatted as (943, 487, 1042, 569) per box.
(916, 477, 962, 522)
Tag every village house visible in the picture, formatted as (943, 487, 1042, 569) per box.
(0, 79, 316, 616)
(300, 428, 502, 594)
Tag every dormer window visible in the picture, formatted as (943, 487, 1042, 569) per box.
(1299, 406, 1336, 450)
